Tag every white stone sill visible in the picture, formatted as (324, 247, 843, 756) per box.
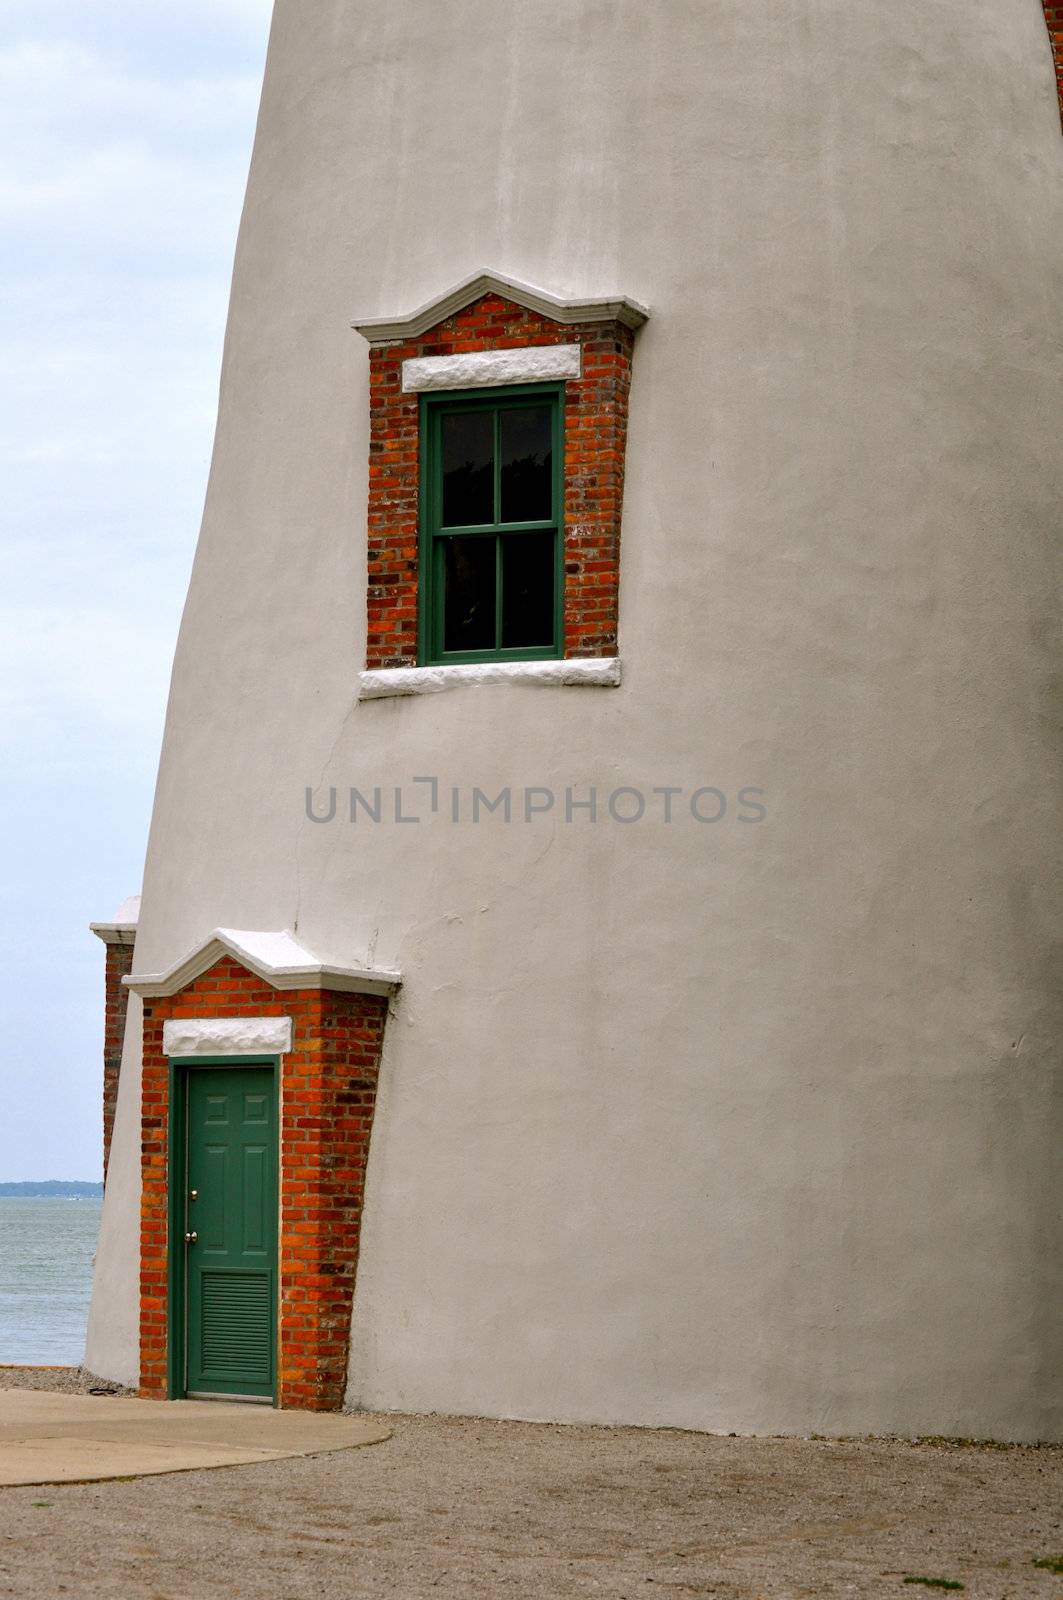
(358, 657, 621, 700)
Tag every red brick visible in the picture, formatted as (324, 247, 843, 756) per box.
(1043, 2, 1063, 127)
(101, 942, 135, 1182)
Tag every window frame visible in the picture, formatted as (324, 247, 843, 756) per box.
(417, 381, 565, 666)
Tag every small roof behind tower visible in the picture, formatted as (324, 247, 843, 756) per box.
(89, 894, 140, 946)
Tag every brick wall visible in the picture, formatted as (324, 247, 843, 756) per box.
(103, 942, 134, 1183)
(1044, 3, 1063, 128)
(140, 956, 389, 1410)
(366, 293, 635, 668)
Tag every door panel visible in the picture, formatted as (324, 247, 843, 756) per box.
(184, 1067, 277, 1398)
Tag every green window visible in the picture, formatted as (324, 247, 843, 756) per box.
(419, 384, 563, 664)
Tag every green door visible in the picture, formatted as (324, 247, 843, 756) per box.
(184, 1066, 277, 1400)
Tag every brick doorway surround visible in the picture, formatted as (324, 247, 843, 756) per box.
(90, 900, 139, 1185)
(125, 932, 400, 1411)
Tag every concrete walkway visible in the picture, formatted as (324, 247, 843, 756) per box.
(0, 1387, 390, 1485)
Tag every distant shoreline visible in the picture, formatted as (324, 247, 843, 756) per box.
(0, 1182, 102, 1198)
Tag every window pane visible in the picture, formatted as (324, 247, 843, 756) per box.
(443, 536, 496, 652)
(500, 406, 552, 524)
(442, 411, 494, 526)
(501, 531, 555, 649)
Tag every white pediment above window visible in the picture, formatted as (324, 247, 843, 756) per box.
(353, 268, 648, 345)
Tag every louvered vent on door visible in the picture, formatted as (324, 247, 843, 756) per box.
(200, 1272, 272, 1379)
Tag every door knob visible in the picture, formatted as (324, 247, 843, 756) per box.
(184, 1231, 198, 1243)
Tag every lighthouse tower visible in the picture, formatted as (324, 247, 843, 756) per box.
(87, 1, 1063, 1437)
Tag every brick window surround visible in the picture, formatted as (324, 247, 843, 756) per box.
(355, 272, 648, 671)
(139, 956, 390, 1411)
(1044, 2, 1063, 128)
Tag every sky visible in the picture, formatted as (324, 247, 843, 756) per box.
(0, 0, 275, 1180)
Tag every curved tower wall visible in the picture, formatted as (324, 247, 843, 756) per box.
(88, 0, 1063, 1437)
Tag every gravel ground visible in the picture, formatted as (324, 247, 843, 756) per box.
(0, 1366, 132, 1396)
(1, 1372, 1060, 1599)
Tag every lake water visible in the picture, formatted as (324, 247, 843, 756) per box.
(0, 1198, 101, 1365)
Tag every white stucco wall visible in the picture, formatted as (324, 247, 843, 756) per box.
(89, 0, 1063, 1437)
(84, 993, 141, 1387)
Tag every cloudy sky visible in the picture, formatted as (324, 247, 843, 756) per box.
(0, 0, 274, 1180)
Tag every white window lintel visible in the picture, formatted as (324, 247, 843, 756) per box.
(402, 344, 581, 394)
